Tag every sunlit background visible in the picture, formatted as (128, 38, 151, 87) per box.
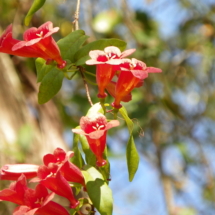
(1, 0, 215, 215)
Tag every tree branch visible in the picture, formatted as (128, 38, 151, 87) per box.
(73, 0, 81, 30)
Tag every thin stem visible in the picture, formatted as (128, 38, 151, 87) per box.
(84, 70, 96, 77)
(152, 131, 174, 215)
(74, 0, 81, 30)
(79, 67, 93, 107)
(84, 76, 97, 86)
(64, 71, 77, 80)
(113, 108, 119, 119)
(99, 98, 106, 114)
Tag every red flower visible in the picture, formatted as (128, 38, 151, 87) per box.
(111, 58, 162, 109)
(14, 184, 69, 215)
(33, 165, 79, 209)
(1, 175, 70, 215)
(0, 164, 39, 180)
(86, 46, 135, 98)
(43, 148, 85, 186)
(0, 174, 28, 205)
(12, 22, 66, 68)
(106, 81, 132, 103)
(0, 24, 46, 58)
(72, 113, 120, 166)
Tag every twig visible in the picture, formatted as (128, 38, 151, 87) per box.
(79, 67, 93, 107)
(73, 0, 81, 31)
(152, 131, 174, 215)
(192, 136, 215, 203)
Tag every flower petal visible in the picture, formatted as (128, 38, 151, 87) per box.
(72, 128, 87, 135)
(104, 46, 121, 57)
(85, 59, 104, 65)
(120, 49, 136, 58)
(13, 205, 32, 215)
(88, 50, 106, 60)
(36, 201, 70, 215)
(40, 172, 79, 209)
(130, 70, 148, 79)
(88, 130, 105, 139)
(146, 67, 162, 73)
(107, 59, 123, 65)
(106, 120, 120, 130)
(0, 164, 39, 180)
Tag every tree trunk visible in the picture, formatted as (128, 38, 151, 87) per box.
(0, 53, 67, 166)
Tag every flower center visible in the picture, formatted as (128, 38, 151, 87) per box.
(46, 171, 56, 178)
(36, 31, 44, 38)
(35, 197, 44, 205)
(106, 52, 118, 60)
(92, 123, 105, 130)
(130, 62, 137, 70)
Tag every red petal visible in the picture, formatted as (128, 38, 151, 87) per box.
(146, 67, 162, 73)
(35, 201, 70, 215)
(40, 172, 79, 209)
(0, 189, 24, 205)
(0, 164, 38, 181)
(13, 205, 31, 215)
(53, 148, 66, 162)
(0, 175, 28, 205)
(37, 166, 50, 180)
(60, 161, 85, 186)
(43, 154, 57, 166)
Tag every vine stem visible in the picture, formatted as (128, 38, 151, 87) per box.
(79, 67, 93, 107)
(74, 0, 81, 30)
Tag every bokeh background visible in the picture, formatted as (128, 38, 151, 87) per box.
(1, 0, 215, 214)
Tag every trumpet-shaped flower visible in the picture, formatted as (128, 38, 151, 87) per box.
(72, 113, 120, 166)
(43, 148, 85, 186)
(0, 174, 28, 205)
(0, 24, 46, 58)
(12, 22, 66, 68)
(0, 174, 69, 215)
(86, 46, 135, 98)
(13, 183, 70, 215)
(0, 164, 39, 180)
(33, 165, 79, 209)
(111, 58, 162, 109)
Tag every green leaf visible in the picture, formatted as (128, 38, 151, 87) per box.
(126, 135, 139, 182)
(98, 161, 110, 183)
(79, 135, 96, 166)
(119, 107, 139, 181)
(57, 30, 89, 61)
(69, 209, 76, 215)
(74, 38, 127, 66)
(82, 165, 113, 215)
(38, 68, 64, 104)
(119, 106, 134, 134)
(35, 58, 54, 83)
(24, 0, 46, 26)
(70, 133, 84, 168)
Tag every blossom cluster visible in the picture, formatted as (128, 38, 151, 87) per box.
(86, 46, 162, 109)
(0, 112, 119, 214)
(0, 148, 84, 215)
(0, 21, 66, 68)
(0, 20, 162, 215)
